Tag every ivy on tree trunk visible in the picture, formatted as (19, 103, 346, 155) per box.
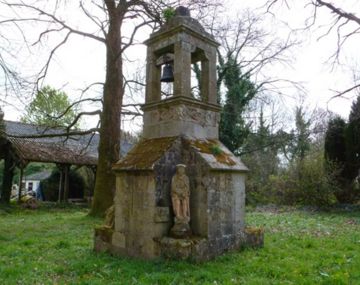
(90, 3, 123, 216)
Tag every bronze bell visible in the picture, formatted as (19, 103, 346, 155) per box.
(160, 63, 174, 83)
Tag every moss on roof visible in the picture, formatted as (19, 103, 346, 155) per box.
(113, 137, 178, 171)
(185, 139, 236, 166)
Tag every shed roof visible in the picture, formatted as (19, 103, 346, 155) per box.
(2, 121, 132, 166)
(24, 170, 52, 181)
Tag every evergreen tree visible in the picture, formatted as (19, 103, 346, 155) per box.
(346, 95, 360, 180)
(242, 108, 280, 204)
(219, 56, 257, 154)
(324, 116, 347, 166)
(289, 107, 311, 162)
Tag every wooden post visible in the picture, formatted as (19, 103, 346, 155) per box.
(0, 148, 15, 204)
(58, 166, 64, 203)
(18, 167, 24, 203)
(63, 165, 70, 202)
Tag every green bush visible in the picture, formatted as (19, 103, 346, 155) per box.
(162, 7, 175, 22)
(41, 168, 85, 201)
(265, 153, 339, 206)
(75, 166, 95, 198)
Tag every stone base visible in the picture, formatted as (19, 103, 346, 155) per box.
(158, 228, 264, 262)
(94, 227, 264, 261)
(169, 221, 192, 239)
(158, 237, 208, 261)
(244, 227, 265, 248)
(94, 226, 113, 253)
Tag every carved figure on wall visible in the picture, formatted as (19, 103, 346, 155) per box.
(170, 164, 192, 238)
(171, 164, 190, 222)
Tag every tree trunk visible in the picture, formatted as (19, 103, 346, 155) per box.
(0, 146, 15, 204)
(90, 5, 123, 216)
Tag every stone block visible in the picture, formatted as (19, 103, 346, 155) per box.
(112, 232, 126, 248)
(94, 226, 113, 253)
(158, 237, 209, 261)
(244, 227, 265, 248)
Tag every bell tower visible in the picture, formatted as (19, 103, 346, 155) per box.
(142, 6, 220, 139)
(95, 6, 258, 262)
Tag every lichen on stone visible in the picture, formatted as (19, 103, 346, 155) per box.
(245, 226, 264, 235)
(94, 226, 114, 243)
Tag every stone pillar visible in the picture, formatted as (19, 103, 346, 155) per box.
(201, 49, 217, 104)
(174, 41, 192, 98)
(145, 49, 161, 103)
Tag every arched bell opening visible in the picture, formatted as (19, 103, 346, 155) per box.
(191, 48, 207, 102)
(157, 53, 175, 100)
(191, 61, 201, 101)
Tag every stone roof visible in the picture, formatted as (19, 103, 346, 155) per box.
(185, 139, 249, 172)
(113, 136, 248, 172)
(113, 137, 178, 171)
(145, 8, 219, 47)
(2, 121, 132, 166)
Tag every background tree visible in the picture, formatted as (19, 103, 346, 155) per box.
(346, 95, 360, 180)
(0, 0, 220, 215)
(324, 116, 347, 168)
(242, 108, 281, 204)
(266, 0, 360, 97)
(219, 55, 257, 154)
(324, 116, 348, 201)
(21, 86, 78, 128)
(291, 107, 311, 162)
(206, 10, 298, 156)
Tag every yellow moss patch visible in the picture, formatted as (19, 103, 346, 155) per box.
(94, 225, 114, 243)
(113, 137, 178, 170)
(245, 226, 264, 235)
(186, 139, 236, 166)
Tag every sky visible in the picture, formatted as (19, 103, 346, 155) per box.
(0, 0, 359, 133)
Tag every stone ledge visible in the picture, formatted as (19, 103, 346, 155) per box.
(157, 229, 264, 262)
(156, 236, 208, 261)
(141, 96, 221, 112)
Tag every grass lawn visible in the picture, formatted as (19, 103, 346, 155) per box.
(0, 205, 359, 285)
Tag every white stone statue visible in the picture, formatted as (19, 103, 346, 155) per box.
(171, 164, 190, 223)
(11, 184, 19, 199)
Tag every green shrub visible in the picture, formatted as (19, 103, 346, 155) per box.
(41, 168, 85, 201)
(265, 153, 339, 206)
(162, 7, 175, 22)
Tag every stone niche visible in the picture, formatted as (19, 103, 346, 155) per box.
(94, 6, 263, 261)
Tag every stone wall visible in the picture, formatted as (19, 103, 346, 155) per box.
(182, 142, 246, 258)
(153, 138, 182, 207)
(113, 172, 171, 258)
(111, 137, 247, 260)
